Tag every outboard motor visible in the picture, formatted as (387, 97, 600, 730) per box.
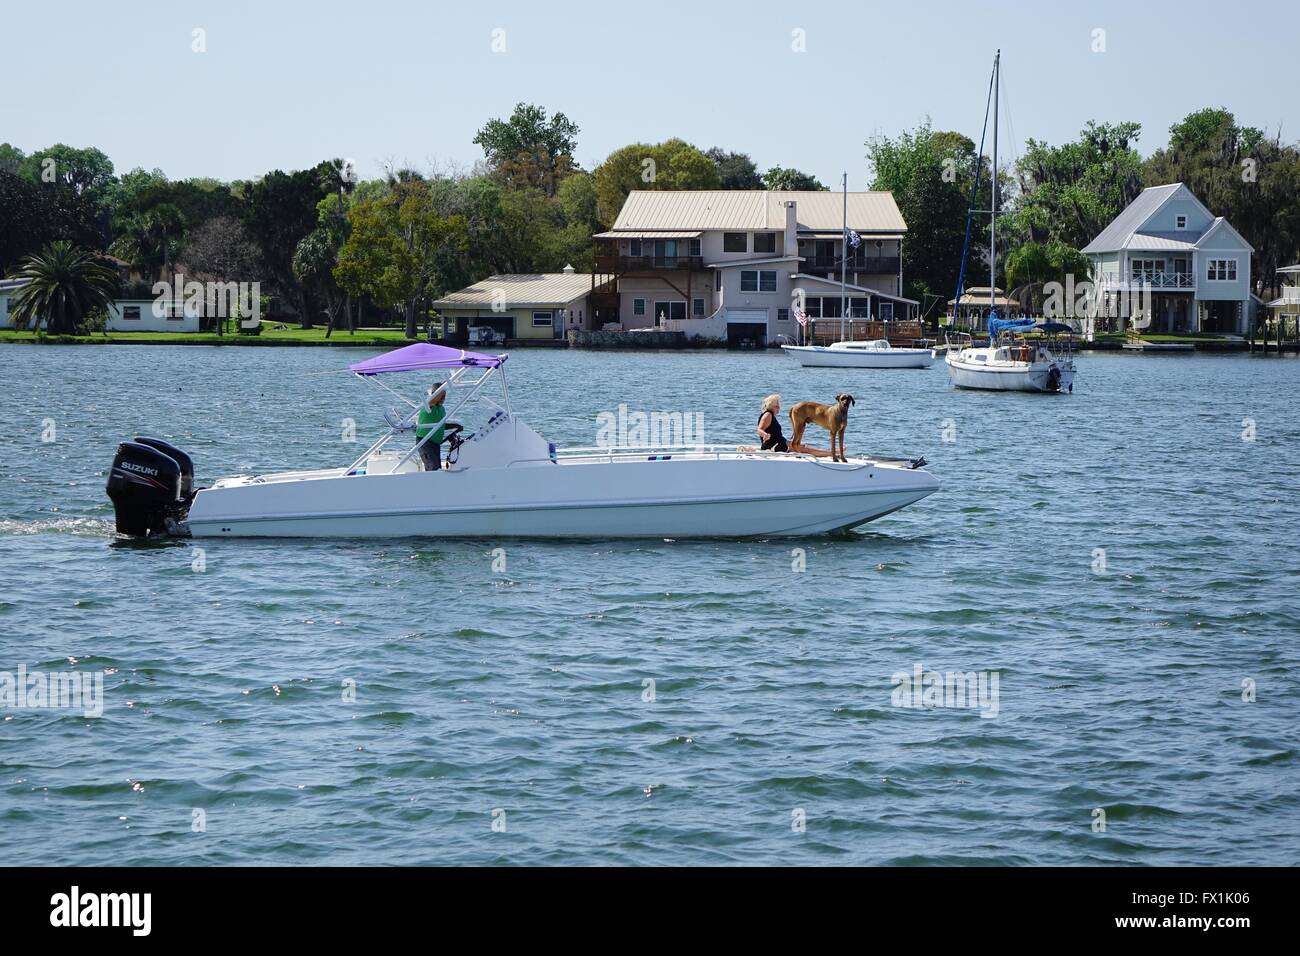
(131, 437, 193, 498)
(105, 438, 193, 537)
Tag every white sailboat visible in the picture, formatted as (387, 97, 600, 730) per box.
(783, 338, 934, 368)
(943, 51, 1076, 394)
(782, 173, 934, 370)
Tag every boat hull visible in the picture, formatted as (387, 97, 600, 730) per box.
(781, 345, 934, 369)
(185, 454, 940, 539)
(945, 358, 1075, 393)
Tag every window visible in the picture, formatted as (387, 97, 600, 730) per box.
(715, 271, 722, 292)
(813, 239, 836, 266)
(741, 270, 758, 292)
(754, 232, 776, 254)
(879, 302, 895, 321)
(689, 238, 701, 257)
(122, 306, 141, 320)
(531, 311, 553, 327)
(693, 298, 705, 316)
(759, 270, 777, 292)
(653, 301, 686, 324)
(821, 297, 843, 319)
(653, 239, 678, 262)
(629, 238, 642, 257)
(1175, 214, 1188, 230)
(1207, 258, 1237, 281)
(850, 297, 870, 318)
(633, 298, 646, 316)
(1131, 258, 1166, 281)
(806, 298, 822, 318)
(723, 232, 747, 253)
(777, 308, 790, 322)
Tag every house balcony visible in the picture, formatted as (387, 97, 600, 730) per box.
(1100, 272, 1196, 291)
(595, 254, 706, 274)
(801, 256, 900, 276)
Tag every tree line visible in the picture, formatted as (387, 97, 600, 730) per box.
(870, 108, 1300, 319)
(3, 103, 1297, 335)
(0, 105, 826, 337)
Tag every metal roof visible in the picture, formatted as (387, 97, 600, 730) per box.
(1125, 232, 1198, 251)
(430, 273, 593, 309)
(608, 190, 907, 233)
(592, 230, 701, 239)
(1078, 183, 1250, 254)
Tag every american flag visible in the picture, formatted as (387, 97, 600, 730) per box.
(792, 306, 809, 327)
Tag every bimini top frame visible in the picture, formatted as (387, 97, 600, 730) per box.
(344, 343, 511, 474)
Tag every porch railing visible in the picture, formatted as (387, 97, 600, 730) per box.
(1100, 272, 1195, 290)
(595, 254, 705, 273)
(801, 256, 900, 275)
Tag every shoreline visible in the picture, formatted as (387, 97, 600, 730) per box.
(0, 331, 1293, 353)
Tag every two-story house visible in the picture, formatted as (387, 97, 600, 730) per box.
(591, 190, 914, 346)
(1082, 183, 1254, 335)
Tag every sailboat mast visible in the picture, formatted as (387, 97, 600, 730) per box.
(990, 50, 999, 314)
(841, 171, 848, 340)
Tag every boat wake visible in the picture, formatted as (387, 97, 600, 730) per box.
(0, 516, 115, 538)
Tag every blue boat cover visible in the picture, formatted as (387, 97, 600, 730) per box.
(987, 314, 1037, 342)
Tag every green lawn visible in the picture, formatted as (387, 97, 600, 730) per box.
(0, 326, 415, 347)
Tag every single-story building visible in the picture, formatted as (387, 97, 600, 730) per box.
(0, 277, 200, 332)
(430, 267, 604, 342)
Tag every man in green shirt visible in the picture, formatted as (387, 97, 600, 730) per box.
(416, 382, 447, 471)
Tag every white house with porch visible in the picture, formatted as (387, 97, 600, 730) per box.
(1082, 182, 1254, 335)
(591, 190, 916, 346)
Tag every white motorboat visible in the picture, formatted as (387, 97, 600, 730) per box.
(944, 323, 1077, 393)
(782, 338, 935, 369)
(105, 343, 940, 539)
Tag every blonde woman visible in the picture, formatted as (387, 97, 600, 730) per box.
(756, 393, 788, 452)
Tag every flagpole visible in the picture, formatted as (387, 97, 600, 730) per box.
(841, 171, 847, 341)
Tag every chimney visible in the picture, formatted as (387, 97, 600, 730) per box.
(561, 263, 576, 274)
(783, 201, 798, 257)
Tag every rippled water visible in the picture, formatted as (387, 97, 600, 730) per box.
(2, 343, 1297, 865)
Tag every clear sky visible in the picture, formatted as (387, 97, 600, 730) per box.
(3, 0, 1292, 187)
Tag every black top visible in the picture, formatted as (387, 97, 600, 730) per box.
(758, 410, 788, 452)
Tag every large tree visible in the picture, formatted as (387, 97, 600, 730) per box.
(1144, 108, 1300, 294)
(1007, 121, 1145, 253)
(593, 139, 720, 225)
(242, 165, 332, 325)
(761, 166, 826, 191)
(0, 171, 102, 273)
(867, 123, 990, 310)
(334, 176, 469, 338)
(707, 148, 763, 189)
(474, 103, 580, 196)
(18, 144, 115, 198)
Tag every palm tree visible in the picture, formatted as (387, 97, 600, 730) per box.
(317, 158, 358, 336)
(108, 203, 184, 282)
(7, 241, 119, 334)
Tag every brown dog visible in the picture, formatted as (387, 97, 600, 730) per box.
(789, 394, 856, 462)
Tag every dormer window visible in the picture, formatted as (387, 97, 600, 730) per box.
(1175, 214, 1188, 230)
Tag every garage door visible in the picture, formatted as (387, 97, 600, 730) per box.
(726, 308, 769, 324)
